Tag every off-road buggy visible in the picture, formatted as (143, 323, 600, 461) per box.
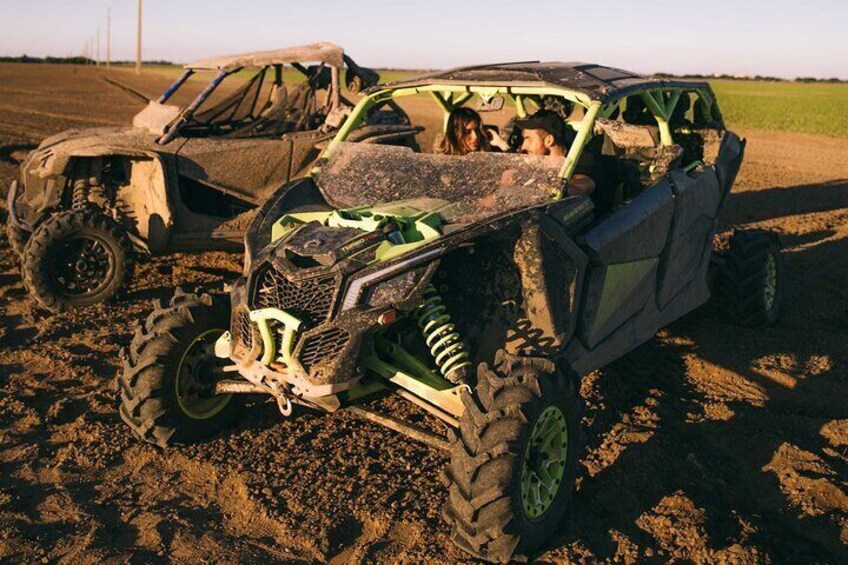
(118, 62, 782, 562)
(6, 42, 419, 312)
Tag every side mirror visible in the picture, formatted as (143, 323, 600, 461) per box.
(343, 55, 380, 94)
(345, 66, 380, 94)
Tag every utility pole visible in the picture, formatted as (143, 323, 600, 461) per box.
(96, 26, 101, 67)
(106, 6, 111, 68)
(135, 0, 142, 74)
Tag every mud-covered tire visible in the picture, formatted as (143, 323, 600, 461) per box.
(118, 291, 245, 448)
(5, 219, 28, 257)
(442, 352, 581, 563)
(22, 208, 133, 312)
(722, 229, 783, 327)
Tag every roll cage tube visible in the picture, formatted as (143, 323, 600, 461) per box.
(157, 69, 232, 145)
(319, 84, 599, 191)
(157, 69, 195, 104)
(290, 61, 342, 114)
(593, 87, 723, 145)
(317, 83, 721, 197)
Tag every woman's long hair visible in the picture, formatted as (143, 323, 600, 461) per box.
(434, 107, 490, 155)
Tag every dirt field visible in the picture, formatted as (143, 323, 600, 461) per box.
(0, 64, 846, 564)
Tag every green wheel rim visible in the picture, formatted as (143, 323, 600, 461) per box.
(520, 405, 569, 519)
(764, 254, 777, 310)
(175, 328, 232, 420)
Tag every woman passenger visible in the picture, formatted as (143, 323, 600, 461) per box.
(433, 107, 492, 155)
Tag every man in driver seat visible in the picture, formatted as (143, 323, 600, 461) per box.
(516, 110, 596, 196)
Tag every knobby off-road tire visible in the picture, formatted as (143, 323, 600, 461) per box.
(722, 229, 784, 327)
(21, 208, 133, 312)
(118, 291, 245, 448)
(5, 219, 28, 257)
(443, 352, 581, 563)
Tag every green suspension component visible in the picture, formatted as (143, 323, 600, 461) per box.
(174, 328, 233, 420)
(415, 285, 471, 383)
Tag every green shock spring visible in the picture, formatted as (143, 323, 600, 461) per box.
(416, 285, 471, 383)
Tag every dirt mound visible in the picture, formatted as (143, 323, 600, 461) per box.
(1, 64, 846, 563)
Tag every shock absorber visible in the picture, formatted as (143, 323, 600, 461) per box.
(416, 285, 471, 383)
(71, 177, 90, 210)
(70, 161, 93, 210)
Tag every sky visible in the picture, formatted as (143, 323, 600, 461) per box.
(1, 0, 846, 79)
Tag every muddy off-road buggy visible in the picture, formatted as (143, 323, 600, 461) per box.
(6, 42, 419, 312)
(118, 62, 782, 562)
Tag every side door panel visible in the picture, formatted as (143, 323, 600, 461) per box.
(655, 130, 745, 310)
(714, 131, 746, 200)
(577, 181, 674, 348)
(176, 137, 292, 205)
(655, 168, 722, 308)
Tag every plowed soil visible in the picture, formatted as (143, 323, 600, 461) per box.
(1, 64, 846, 564)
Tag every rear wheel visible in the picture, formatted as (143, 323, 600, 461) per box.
(443, 352, 581, 563)
(21, 208, 133, 312)
(118, 291, 245, 447)
(722, 229, 784, 327)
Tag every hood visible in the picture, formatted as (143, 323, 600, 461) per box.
(36, 126, 165, 155)
(24, 127, 179, 180)
(270, 222, 385, 273)
(262, 203, 445, 281)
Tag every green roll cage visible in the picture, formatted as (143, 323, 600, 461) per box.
(318, 82, 720, 198)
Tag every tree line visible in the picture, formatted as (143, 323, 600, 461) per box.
(0, 55, 174, 66)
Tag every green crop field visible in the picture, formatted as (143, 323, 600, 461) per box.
(710, 80, 848, 138)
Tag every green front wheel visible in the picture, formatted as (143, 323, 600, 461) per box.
(118, 291, 245, 447)
(443, 352, 581, 563)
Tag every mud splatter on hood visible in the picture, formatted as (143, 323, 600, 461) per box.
(34, 126, 167, 155)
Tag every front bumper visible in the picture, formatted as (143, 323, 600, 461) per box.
(214, 308, 361, 411)
(225, 267, 376, 387)
(6, 181, 28, 230)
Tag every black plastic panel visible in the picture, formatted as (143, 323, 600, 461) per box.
(714, 131, 745, 197)
(656, 169, 721, 308)
(577, 180, 674, 348)
(579, 180, 674, 263)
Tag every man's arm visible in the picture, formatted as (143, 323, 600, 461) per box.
(568, 173, 595, 196)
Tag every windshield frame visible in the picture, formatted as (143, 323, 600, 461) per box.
(157, 69, 195, 105)
(155, 61, 346, 145)
(157, 68, 232, 144)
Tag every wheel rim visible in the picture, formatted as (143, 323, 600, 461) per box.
(48, 234, 115, 298)
(764, 254, 777, 311)
(521, 405, 569, 520)
(175, 329, 232, 420)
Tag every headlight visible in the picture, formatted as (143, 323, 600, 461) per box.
(361, 268, 425, 309)
(341, 251, 443, 312)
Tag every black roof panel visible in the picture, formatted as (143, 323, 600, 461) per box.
(371, 62, 711, 102)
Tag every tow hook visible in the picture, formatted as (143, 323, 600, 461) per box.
(277, 395, 293, 416)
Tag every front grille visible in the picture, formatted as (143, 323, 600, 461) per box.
(252, 264, 337, 328)
(299, 328, 350, 372)
(236, 312, 254, 351)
